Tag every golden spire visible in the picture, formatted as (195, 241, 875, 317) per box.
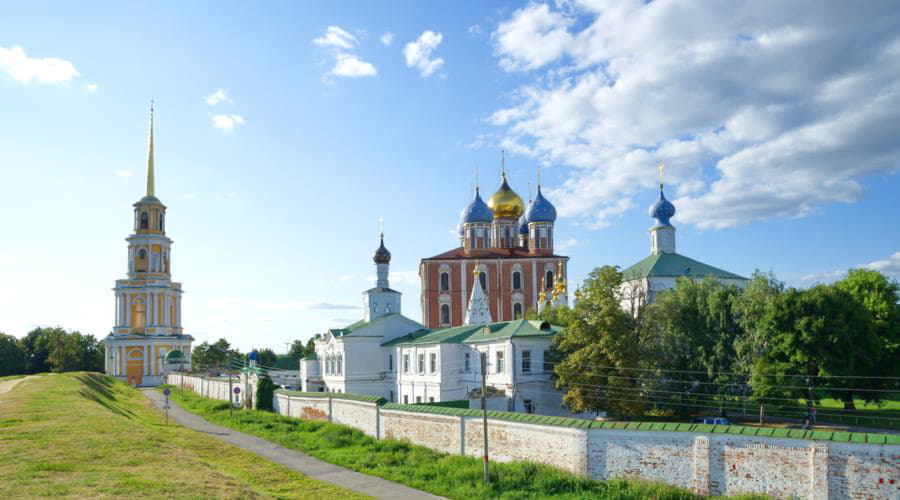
(657, 160, 665, 191)
(146, 101, 155, 198)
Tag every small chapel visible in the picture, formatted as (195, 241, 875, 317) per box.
(102, 105, 193, 386)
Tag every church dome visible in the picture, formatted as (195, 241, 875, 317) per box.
(487, 173, 525, 219)
(373, 235, 391, 264)
(518, 214, 529, 235)
(649, 187, 675, 226)
(526, 186, 557, 223)
(463, 188, 493, 223)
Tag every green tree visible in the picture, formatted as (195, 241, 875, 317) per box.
(752, 285, 877, 426)
(20, 328, 53, 373)
(642, 277, 744, 416)
(257, 348, 278, 368)
(191, 339, 242, 372)
(305, 337, 316, 355)
(288, 340, 308, 362)
(553, 266, 646, 417)
(0, 333, 27, 376)
(525, 304, 574, 327)
(255, 376, 277, 411)
(832, 268, 900, 408)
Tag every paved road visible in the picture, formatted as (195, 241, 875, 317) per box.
(142, 389, 441, 500)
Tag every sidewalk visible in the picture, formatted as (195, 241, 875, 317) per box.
(142, 389, 441, 500)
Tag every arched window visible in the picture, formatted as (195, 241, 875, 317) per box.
(136, 249, 148, 272)
(337, 354, 343, 375)
(140, 212, 149, 229)
(479, 272, 487, 291)
(512, 271, 522, 290)
(440, 304, 450, 324)
(440, 272, 450, 292)
(159, 213, 165, 231)
(513, 302, 523, 319)
(545, 270, 554, 290)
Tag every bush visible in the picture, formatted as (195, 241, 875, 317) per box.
(255, 377, 277, 411)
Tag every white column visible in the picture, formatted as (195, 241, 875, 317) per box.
(144, 345, 150, 375)
(176, 295, 182, 326)
(118, 345, 124, 375)
(125, 294, 131, 326)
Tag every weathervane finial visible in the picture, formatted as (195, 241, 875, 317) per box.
(379, 216, 384, 238)
(657, 161, 665, 190)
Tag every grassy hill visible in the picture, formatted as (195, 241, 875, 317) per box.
(0, 372, 366, 499)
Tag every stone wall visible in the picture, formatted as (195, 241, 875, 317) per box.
(178, 380, 898, 499)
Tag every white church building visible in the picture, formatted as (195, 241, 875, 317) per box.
(299, 233, 580, 417)
(619, 175, 748, 315)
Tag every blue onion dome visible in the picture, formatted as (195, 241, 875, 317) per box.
(373, 235, 391, 264)
(518, 213, 529, 235)
(525, 186, 557, 223)
(649, 186, 676, 226)
(463, 187, 494, 223)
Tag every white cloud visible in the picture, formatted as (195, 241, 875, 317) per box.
(313, 26, 378, 80)
(380, 32, 395, 46)
(0, 45, 79, 85)
(488, 2, 900, 229)
(208, 297, 360, 311)
(84, 83, 98, 92)
(404, 30, 445, 77)
(314, 26, 358, 50)
(113, 170, 134, 178)
(555, 237, 581, 252)
(469, 24, 483, 35)
(801, 251, 900, 282)
(331, 53, 377, 77)
(212, 114, 245, 132)
(205, 88, 232, 106)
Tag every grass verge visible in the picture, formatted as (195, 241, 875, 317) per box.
(0, 372, 367, 499)
(164, 386, 757, 499)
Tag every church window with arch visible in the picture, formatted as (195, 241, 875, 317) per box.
(545, 270, 554, 290)
(513, 302, 523, 319)
(479, 271, 487, 291)
(440, 304, 450, 325)
(159, 213, 165, 231)
(140, 212, 149, 229)
(512, 271, 522, 290)
(440, 272, 450, 292)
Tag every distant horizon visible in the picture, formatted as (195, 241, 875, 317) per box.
(1, 1, 898, 351)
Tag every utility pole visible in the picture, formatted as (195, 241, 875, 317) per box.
(228, 367, 234, 418)
(481, 351, 490, 484)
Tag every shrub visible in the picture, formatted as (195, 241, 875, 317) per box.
(255, 377, 277, 412)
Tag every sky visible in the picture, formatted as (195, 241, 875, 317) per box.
(1, 1, 898, 352)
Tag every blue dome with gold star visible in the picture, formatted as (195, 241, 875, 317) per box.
(649, 187, 675, 227)
(525, 186, 557, 223)
(463, 188, 494, 223)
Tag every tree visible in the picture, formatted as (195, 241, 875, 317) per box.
(553, 266, 647, 417)
(832, 268, 900, 408)
(20, 328, 53, 374)
(642, 277, 743, 416)
(525, 304, 574, 327)
(0, 333, 27, 376)
(288, 340, 308, 362)
(257, 348, 278, 369)
(191, 338, 242, 372)
(752, 285, 877, 427)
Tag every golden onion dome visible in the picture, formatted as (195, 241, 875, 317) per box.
(487, 173, 525, 219)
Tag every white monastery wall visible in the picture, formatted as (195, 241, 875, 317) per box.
(173, 378, 898, 499)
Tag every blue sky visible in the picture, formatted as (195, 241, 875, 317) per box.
(1, 1, 898, 352)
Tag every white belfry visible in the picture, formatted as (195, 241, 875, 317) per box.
(465, 268, 492, 325)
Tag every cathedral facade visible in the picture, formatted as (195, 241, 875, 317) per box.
(102, 106, 193, 386)
(420, 171, 568, 329)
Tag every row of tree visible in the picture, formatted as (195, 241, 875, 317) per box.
(0, 327, 104, 376)
(188, 337, 316, 372)
(537, 267, 899, 420)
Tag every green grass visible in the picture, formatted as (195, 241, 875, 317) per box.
(0, 372, 367, 499)
(165, 386, 759, 500)
(0, 374, 29, 382)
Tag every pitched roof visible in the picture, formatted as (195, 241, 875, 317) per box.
(423, 246, 567, 261)
(621, 252, 747, 281)
(327, 313, 416, 338)
(381, 319, 559, 347)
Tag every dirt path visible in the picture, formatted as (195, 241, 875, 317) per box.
(0, 376, 38, 406)
(142, 389, 442, 500)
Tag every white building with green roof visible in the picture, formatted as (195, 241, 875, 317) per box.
(619, 181, 748, 315)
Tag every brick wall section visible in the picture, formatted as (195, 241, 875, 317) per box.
(174, 381, 899, 499)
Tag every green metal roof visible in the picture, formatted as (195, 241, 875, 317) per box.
(328, 314, 405, 337)
(381, 319, 558, 347)
(622, 252, 747, 281)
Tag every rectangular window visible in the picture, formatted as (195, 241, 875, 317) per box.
(464, 352, 471, 372)
(543, 351, 552, 373)
(390, 390, 394, 403)
(429, 397, 434, 403)
(403, 354, 410, 373)
(416, 396, 422, 404)
(496, 351, 505, 374)
(418, 353, 425, 374)
(404, 395, 408, 404)
(429, 353, 437, 373)
(522, 350, 531, 374)
(388, 354, 393, 371)
(524, 400, 534, 414)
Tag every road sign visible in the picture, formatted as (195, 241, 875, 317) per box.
(163, 388, 171, 396)
(233, 387, 241, 394)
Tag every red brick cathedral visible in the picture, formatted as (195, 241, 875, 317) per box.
(420, 171, 568, 328)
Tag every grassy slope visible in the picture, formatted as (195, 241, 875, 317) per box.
(166, 387, 758, 500)
(0, 373, 366, 499)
